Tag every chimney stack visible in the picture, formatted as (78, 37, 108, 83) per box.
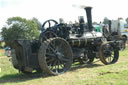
(84, 7, 93, 31)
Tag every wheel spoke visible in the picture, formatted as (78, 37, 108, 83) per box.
(48, 63, 52, 69)
(47, 58, 55, 63)
(112, 52, 114, 57)
(57, 61, 60, 69)
(48, 45, 56, 54)
(50, 40, 56, 50)
(54, 62, 58, 73)
(109, 56, 112, 61)
(107, 56, 111, 62)
(48, 40, 57, 52)
(61, 58, 70, 62)
(60, 64, 64, 69)
(55, 68, 58, 73)
(46, 53, 56, 57)
(58, 60, 64, 69)
(51, 60, 58, 73)
(50, 64, 54, 70)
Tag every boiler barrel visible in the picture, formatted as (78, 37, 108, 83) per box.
(68, 38, 93, 47)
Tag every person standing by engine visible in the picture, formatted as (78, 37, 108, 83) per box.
(78, 16, 86, 36)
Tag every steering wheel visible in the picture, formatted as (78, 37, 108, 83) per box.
(42, 19, 58, 31)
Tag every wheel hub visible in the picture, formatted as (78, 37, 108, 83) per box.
(56, 52, 64, 60)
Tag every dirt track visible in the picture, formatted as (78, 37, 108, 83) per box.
(0, 49, 4, 53)
(0, 49, 5, 56)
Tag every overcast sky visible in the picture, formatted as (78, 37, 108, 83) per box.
(0, 0, 128, 31)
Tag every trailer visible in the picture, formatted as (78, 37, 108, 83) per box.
(111, 19, 128, 39)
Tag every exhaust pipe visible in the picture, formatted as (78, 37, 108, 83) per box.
(108, 20, 112, 34)
(84, 7, 93, 31)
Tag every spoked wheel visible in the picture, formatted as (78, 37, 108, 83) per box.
(42, 19, 58, 30)
(39, 31, 57, 42)
(38, 37, 73, 75)
(99, 42, 119, 65)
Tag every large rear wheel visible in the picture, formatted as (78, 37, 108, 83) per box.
(38, 37, 73, 75)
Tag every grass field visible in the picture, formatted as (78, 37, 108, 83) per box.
(0, 48, 128, 85)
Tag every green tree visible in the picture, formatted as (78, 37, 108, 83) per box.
(1, 17, 40, 41)
(32, 17, 42, 30)
(103, 17, 109, 24)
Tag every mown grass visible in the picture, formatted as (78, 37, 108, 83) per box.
(0, 48, 128, 85)
(0, 53, 5, 57)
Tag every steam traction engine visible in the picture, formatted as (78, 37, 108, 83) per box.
(9, 7, 126, 75)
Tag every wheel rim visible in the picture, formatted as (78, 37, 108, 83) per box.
(38, 38, 73, 75)
(42, 19, 58, 30)
(99, 42, 119, 65)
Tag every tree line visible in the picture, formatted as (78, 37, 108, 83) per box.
(1, 17, 41, 41)
(1, 16, 128, 42)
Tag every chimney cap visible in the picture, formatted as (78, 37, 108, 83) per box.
(84, 6, 92, 9)
(79, 5, 92, 9)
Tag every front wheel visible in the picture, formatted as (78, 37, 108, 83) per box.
(99, 42, 119, 65)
